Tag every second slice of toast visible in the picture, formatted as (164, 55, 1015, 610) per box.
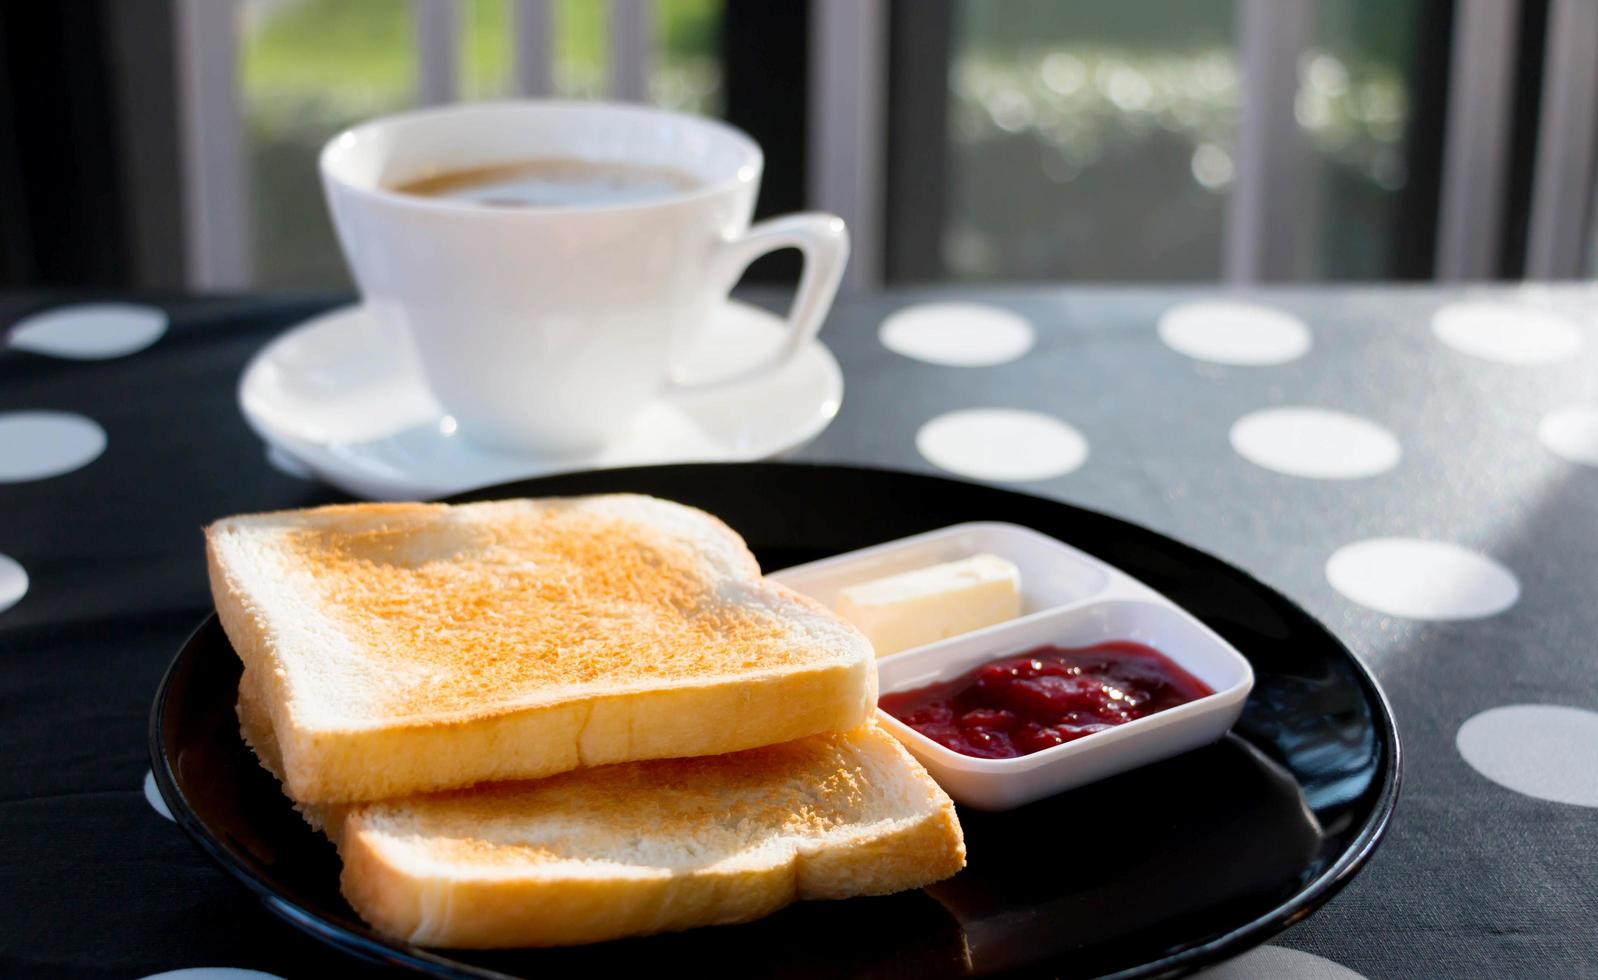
(238, 669, 967, 948)
(207, 494, 876, 804)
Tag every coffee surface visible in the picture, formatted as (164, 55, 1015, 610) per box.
(390, 157, 700, 208)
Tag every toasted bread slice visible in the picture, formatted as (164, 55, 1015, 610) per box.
(207, 495, 876, 803)
(237, 670, 966, 948)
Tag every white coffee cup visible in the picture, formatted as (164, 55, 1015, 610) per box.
(320, 101, 848, 454)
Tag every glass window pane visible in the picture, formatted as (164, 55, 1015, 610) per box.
(653, 0, 724, 116)
(555, 0, 606, 98)
(240, 0, 727, 288)
(1303, 0, 1422, 279)
(462, 0, 514, 100)
(945, 0, 1237, 281)
(242, 0, 416, 288)
(1591, 193, 1598, 274)
(936, 0, 1430, 282)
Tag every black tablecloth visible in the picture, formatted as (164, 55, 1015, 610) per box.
(1, 287, 1595, 979)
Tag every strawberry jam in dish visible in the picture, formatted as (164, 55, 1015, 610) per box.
(878, 642, 1215, 759)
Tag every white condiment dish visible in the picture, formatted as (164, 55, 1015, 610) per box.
(770, 522, 1109, 620)
(873, 599, 1253, 810)
(771, 523, 1254, 810)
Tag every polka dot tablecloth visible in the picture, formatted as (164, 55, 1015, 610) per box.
(3, 288, 1597, 978)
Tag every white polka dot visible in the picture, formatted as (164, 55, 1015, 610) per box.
(0, 553, 26, 614)
(138, 970, 285, 980)
(1457, 705, 1598, 807)
(0, 411, 106, 482)
(879, 302, 1035, 366)
(916, 408, 1088, 482)
(1192, 945, 1367, 979)
(265, 445, 316, 480)
(1539, 406, 1598, 467)
(8, 302, 167, 359)
(1326, 538, 1519, 620)
(1157, 301, 1311, 366)
(143, 770, 173, 822)
(1230, 408, 1401, 479)
(1432, 302, 1583, 365)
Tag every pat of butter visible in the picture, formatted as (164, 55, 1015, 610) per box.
(835, 553, 1022, 657)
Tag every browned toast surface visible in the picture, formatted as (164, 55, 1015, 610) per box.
(208, 495, 877, 802)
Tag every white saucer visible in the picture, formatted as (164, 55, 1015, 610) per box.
(239, 301, 844, 500)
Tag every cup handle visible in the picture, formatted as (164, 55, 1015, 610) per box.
(670, 212, 850, 391)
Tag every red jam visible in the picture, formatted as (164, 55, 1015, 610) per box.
(878, 642, 1214, 759)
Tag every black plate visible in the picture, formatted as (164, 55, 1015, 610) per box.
(151, 463, 1399, 979)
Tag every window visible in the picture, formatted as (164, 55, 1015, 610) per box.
(242, 0, 416, 288)
(942, 1, 1235, 281)
(1302, 1, 1429, 279)
(888, 0, 1433, 283)
(182, 0, 1570, 290)
(240, 0, 725, 289)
